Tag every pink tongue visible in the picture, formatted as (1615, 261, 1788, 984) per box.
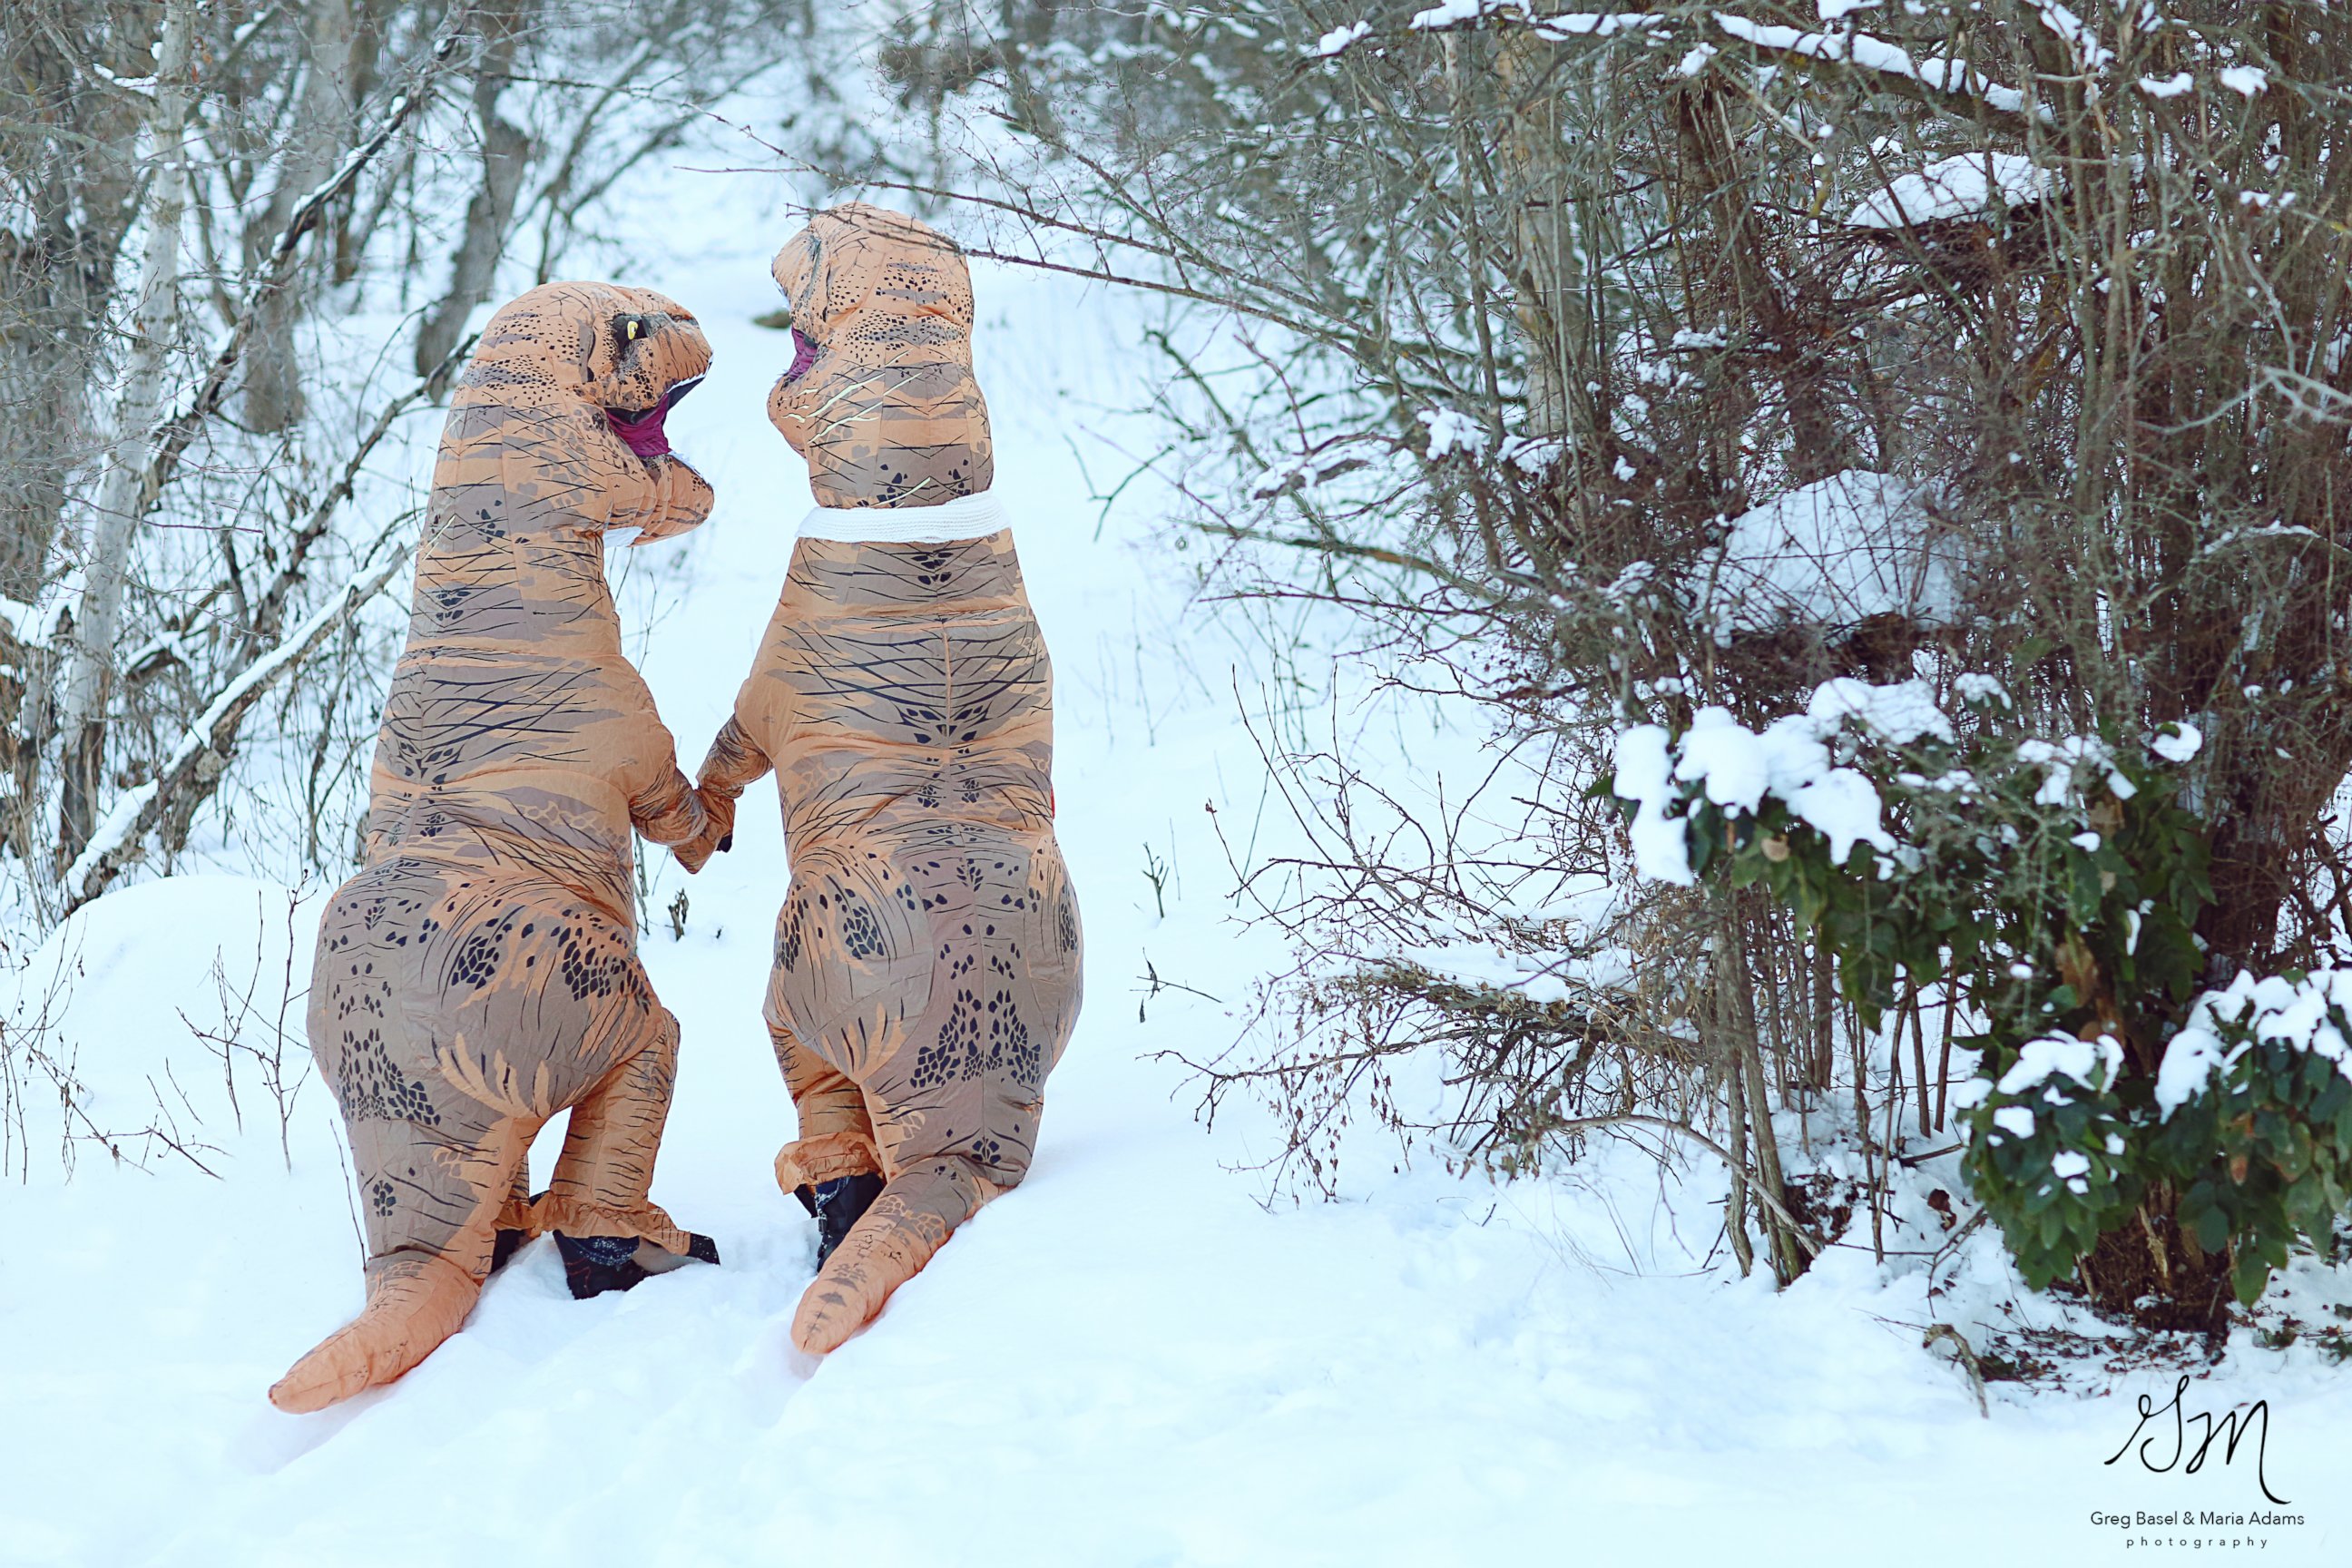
(782, 328, 819, 384)
(607, 403, 671, 458)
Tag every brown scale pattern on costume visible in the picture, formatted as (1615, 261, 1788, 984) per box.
(694, 531, 1083, 1354)
(272, 282, 717, 1415)
(767, 202, 993, 509)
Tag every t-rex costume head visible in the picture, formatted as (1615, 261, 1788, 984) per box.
(460, 279, 716, 542)
(766, 202, 994, 509)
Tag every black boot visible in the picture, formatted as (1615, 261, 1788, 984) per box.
(490, 1188, 549, 1273)
(808, 1171, 885, 1267)
(490, 1226, 531, 1273)
(554, 1230, 721, 1299)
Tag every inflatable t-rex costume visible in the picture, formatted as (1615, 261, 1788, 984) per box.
(689, 203, 1083, 1355)
(271, 282, 720, 1414)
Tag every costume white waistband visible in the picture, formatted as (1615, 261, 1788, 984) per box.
(797, 489, 1011, 544)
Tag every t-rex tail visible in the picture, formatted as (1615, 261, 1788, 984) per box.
(789, 1157, 1000, 1354)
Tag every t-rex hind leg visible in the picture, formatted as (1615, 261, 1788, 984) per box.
(780, 838, 1080, 1354)
(769, 1020, 882, 1217)
(533, 1005, 718, 1298)
(490, 1161, 537, 1271)
(268, 1252, 483, 1414)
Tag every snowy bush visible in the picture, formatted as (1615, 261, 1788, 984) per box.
(1952, 1031, 2137, 1292)
(1612, 679, 2210, 1035)
(2149, 974, 2352, 1304)
(1609, 681, 2352, 1309)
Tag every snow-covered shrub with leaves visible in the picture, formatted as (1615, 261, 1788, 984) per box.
(1954, 1031, 2139, 1293)
(1612, 678, 2352, 1310)
(1612, 679, 2210, 1038)
(2150, 975, 2352, 1304)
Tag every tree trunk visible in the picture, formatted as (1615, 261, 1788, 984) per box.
(1494, 31, 1572, 445)
(1672, 77, 1856, 485)
(413, 0, 533, 384)
(55, 0, 200, 864)
(241, 0, 359, 434)
(0, 5, 147, 605)
(0, 237, 93, 603)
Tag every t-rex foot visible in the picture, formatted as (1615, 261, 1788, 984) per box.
(269, 1253, 480, 1413)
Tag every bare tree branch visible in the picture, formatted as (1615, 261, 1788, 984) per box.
(63, 545, 411, 916)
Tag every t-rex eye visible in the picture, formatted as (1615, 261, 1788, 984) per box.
(617, 314, 648, 348)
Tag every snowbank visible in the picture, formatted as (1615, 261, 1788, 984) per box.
(1691, 470, 1957, 641)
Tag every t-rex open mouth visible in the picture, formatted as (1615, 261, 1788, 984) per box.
(605, 374, 704, 460)
(779, 328, 820, 387)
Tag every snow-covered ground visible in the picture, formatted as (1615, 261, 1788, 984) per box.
(5, 163, 2349, 1566)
